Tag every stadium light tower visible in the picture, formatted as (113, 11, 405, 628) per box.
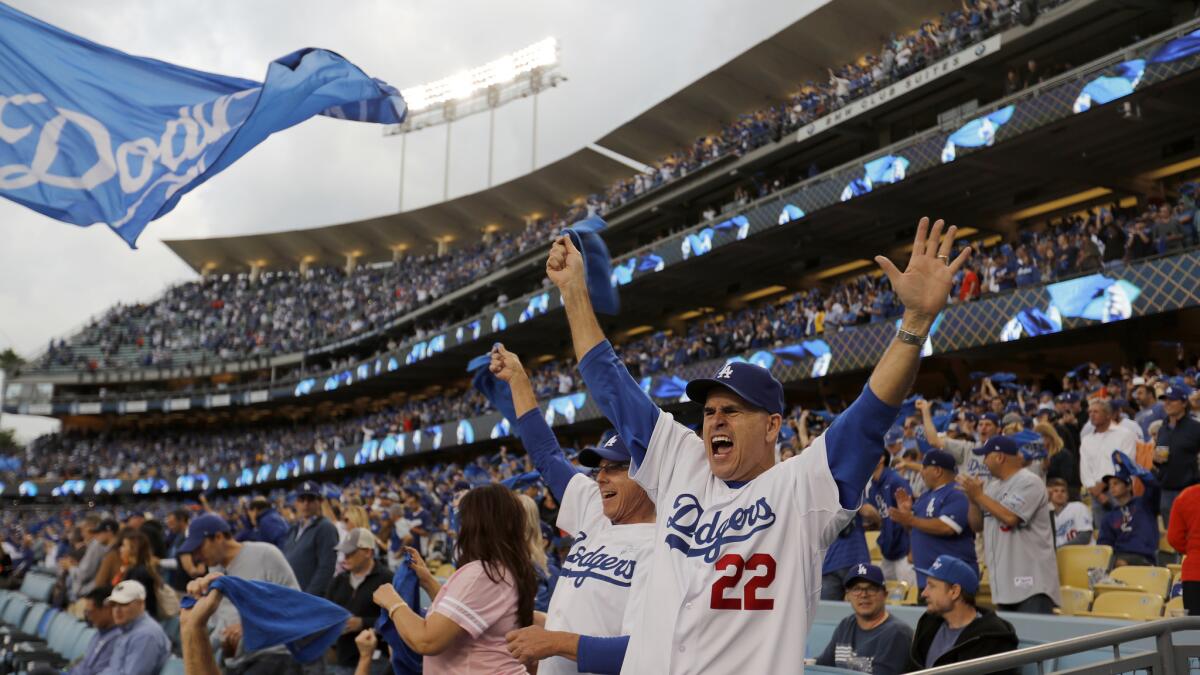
(387, 37, 566, 208)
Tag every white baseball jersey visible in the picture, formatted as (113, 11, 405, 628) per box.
(542, 473, 655, 675)
(620, 411, 854, 674)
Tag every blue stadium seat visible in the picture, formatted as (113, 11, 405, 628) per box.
(69, 625, 97, 662)
(1, 596, 30, 629)
(160, 656, 184, 675)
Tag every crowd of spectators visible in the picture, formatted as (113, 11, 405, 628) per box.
(3, 344, 1200, 672)
(31, 0, 1059, 374)
(10, 188, 1199, 483)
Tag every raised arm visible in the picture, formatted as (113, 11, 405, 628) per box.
(825, 218, 971, 506)
(547, 235, 661, 464)
(868, 218, 970, 405)
(490, 343, 583, 502)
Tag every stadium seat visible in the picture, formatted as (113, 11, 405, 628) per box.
(903, 584, 919, 605)
(1095, 566, 1172, 600)
(884, 580, 909, 605)
(1083, 591, 1163, 621)
(1165, 595, 1185, 618)
(434, 563, 455, 578)
(160, 656, 185, 675)
(866, 531, 882, 562)
(1057, 545, 1113, 589)
(1057, 587, 1093, 616)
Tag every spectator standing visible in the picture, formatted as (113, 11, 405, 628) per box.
(325, 528, 392, 675)
(890, 450, 978, 591)
(1048, 478, 1093, 546)
(1079, 399, 1138, 527)
(102, 580, 172, 675)
(179, 513, 301, 673)
(67, 585, 119, 675)
(372, 484, 535, 674)
(960, 437, 1060, 613)
(909, 555, 1018, 674)
(70, 519, 117, 602)
(1097, 453, 1161, 567)
(163, 509, 191, 592)
(865, 451, 916, 586)
(815, 563, 913, 674)
(240, 497, 290, 550)
(821, 513, 870, 600)
(402, 493, 434, 557)
(1154, 384, 1200, 526)
(285, 481, 339, 596)
(1167, 482, 1200, 615)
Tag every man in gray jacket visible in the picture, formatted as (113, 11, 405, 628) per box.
(283, 481, 338, 597)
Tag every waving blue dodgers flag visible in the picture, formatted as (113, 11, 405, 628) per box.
(0, 3, 405, 247)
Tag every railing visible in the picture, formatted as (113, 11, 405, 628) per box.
(918, 616, 1200, 674)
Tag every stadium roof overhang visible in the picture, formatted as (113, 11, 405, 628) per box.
(595, 0, 956, 164)
(163, 147, 635, 274)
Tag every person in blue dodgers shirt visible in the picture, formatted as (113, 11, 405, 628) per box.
(890, 449, 978, 592)
(1098, 451, 1162, 567)
(862, 449, 917, 587)
(546, 217, 970, 673)
(959, 436, 1061, 614)
(815, 563, 914, 675)
(821, 512, 870, 600)
(480, 344, 656, 675)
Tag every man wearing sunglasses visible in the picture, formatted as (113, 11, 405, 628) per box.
(814, 563, 913, 675)
(478, 344, 656, 675)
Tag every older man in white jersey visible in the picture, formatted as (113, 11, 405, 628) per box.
(546, 217, 970, 673)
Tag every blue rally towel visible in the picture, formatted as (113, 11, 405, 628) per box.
(374, 554, 423, 675)
(563, 217, 620, 315)
(468, 353, 517, 424)
(180, 576, 350, 664)
(501, 470, 543, 491)
(0, 3, 405, 247)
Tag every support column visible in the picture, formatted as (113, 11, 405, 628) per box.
(436, 238, 451, 256)
(344, 253, 359, 275)
(248, 261, 264, 282)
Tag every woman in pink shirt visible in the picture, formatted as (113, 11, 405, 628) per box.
(373, 484, 537, 674)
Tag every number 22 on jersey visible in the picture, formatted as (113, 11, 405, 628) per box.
(710, 553, 776, 610)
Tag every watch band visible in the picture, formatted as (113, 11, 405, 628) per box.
(896, 328, 928, 346)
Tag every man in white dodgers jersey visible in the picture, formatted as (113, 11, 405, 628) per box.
(545, 217, 971, 673)
(474, 344, 656, 674)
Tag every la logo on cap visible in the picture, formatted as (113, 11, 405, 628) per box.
(716, 364, 734, 379)
(857, 564, 868, 575)
(605, 437, 619, 448)
(932, 560, 942, 570)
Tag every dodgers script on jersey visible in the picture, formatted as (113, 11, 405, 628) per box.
(620, 412, 855, 674)
(542, 473, 654, 675)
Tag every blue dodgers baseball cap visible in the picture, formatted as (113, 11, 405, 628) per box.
(917, 555, 980, 595)
(176, 513, 231, 554)
(959, 411, 978, 423)
(922, 449, 957, 473)
(972, 435, 1019, 456)
(844, 562, 886, 589)
(1160, 384, 1193, 402)
(578, 434, 631, 468)
(979, 412, 1001, 426)
(296, 480, 322, 498)
(685, 361, 785, 416)
(884, 427, 904, 446)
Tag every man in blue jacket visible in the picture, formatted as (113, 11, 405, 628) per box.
(865, 450, 916, 587)
(284, 481, 339, 596)
(238, 497, 289, 550)
(1098, 452, 1161, 567)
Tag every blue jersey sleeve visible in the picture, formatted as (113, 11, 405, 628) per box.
(577, 340, 661, 465)
(876, 473, 912, 560)
(577, 635, 629, 675)
(824, 384, 900, 509)
(938, 490, 971, 535)
(515, 410, 583, 502)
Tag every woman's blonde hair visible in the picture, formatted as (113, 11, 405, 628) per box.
(343, 504, 369, 530)
(517, 493, 549, 574)
(1034, 421, 1064, 455)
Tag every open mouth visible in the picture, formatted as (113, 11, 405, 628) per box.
(711, 435, 733, 457)
(600, 489, 617, 503)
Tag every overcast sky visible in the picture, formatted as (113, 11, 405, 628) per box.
(0, 0, 822, 441)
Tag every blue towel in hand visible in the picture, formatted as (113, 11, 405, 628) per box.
(563, 216, 620, 315)
(469, 353, 517, 424)
(374, 553, 423, 674)
(180, 576, 350, 664)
